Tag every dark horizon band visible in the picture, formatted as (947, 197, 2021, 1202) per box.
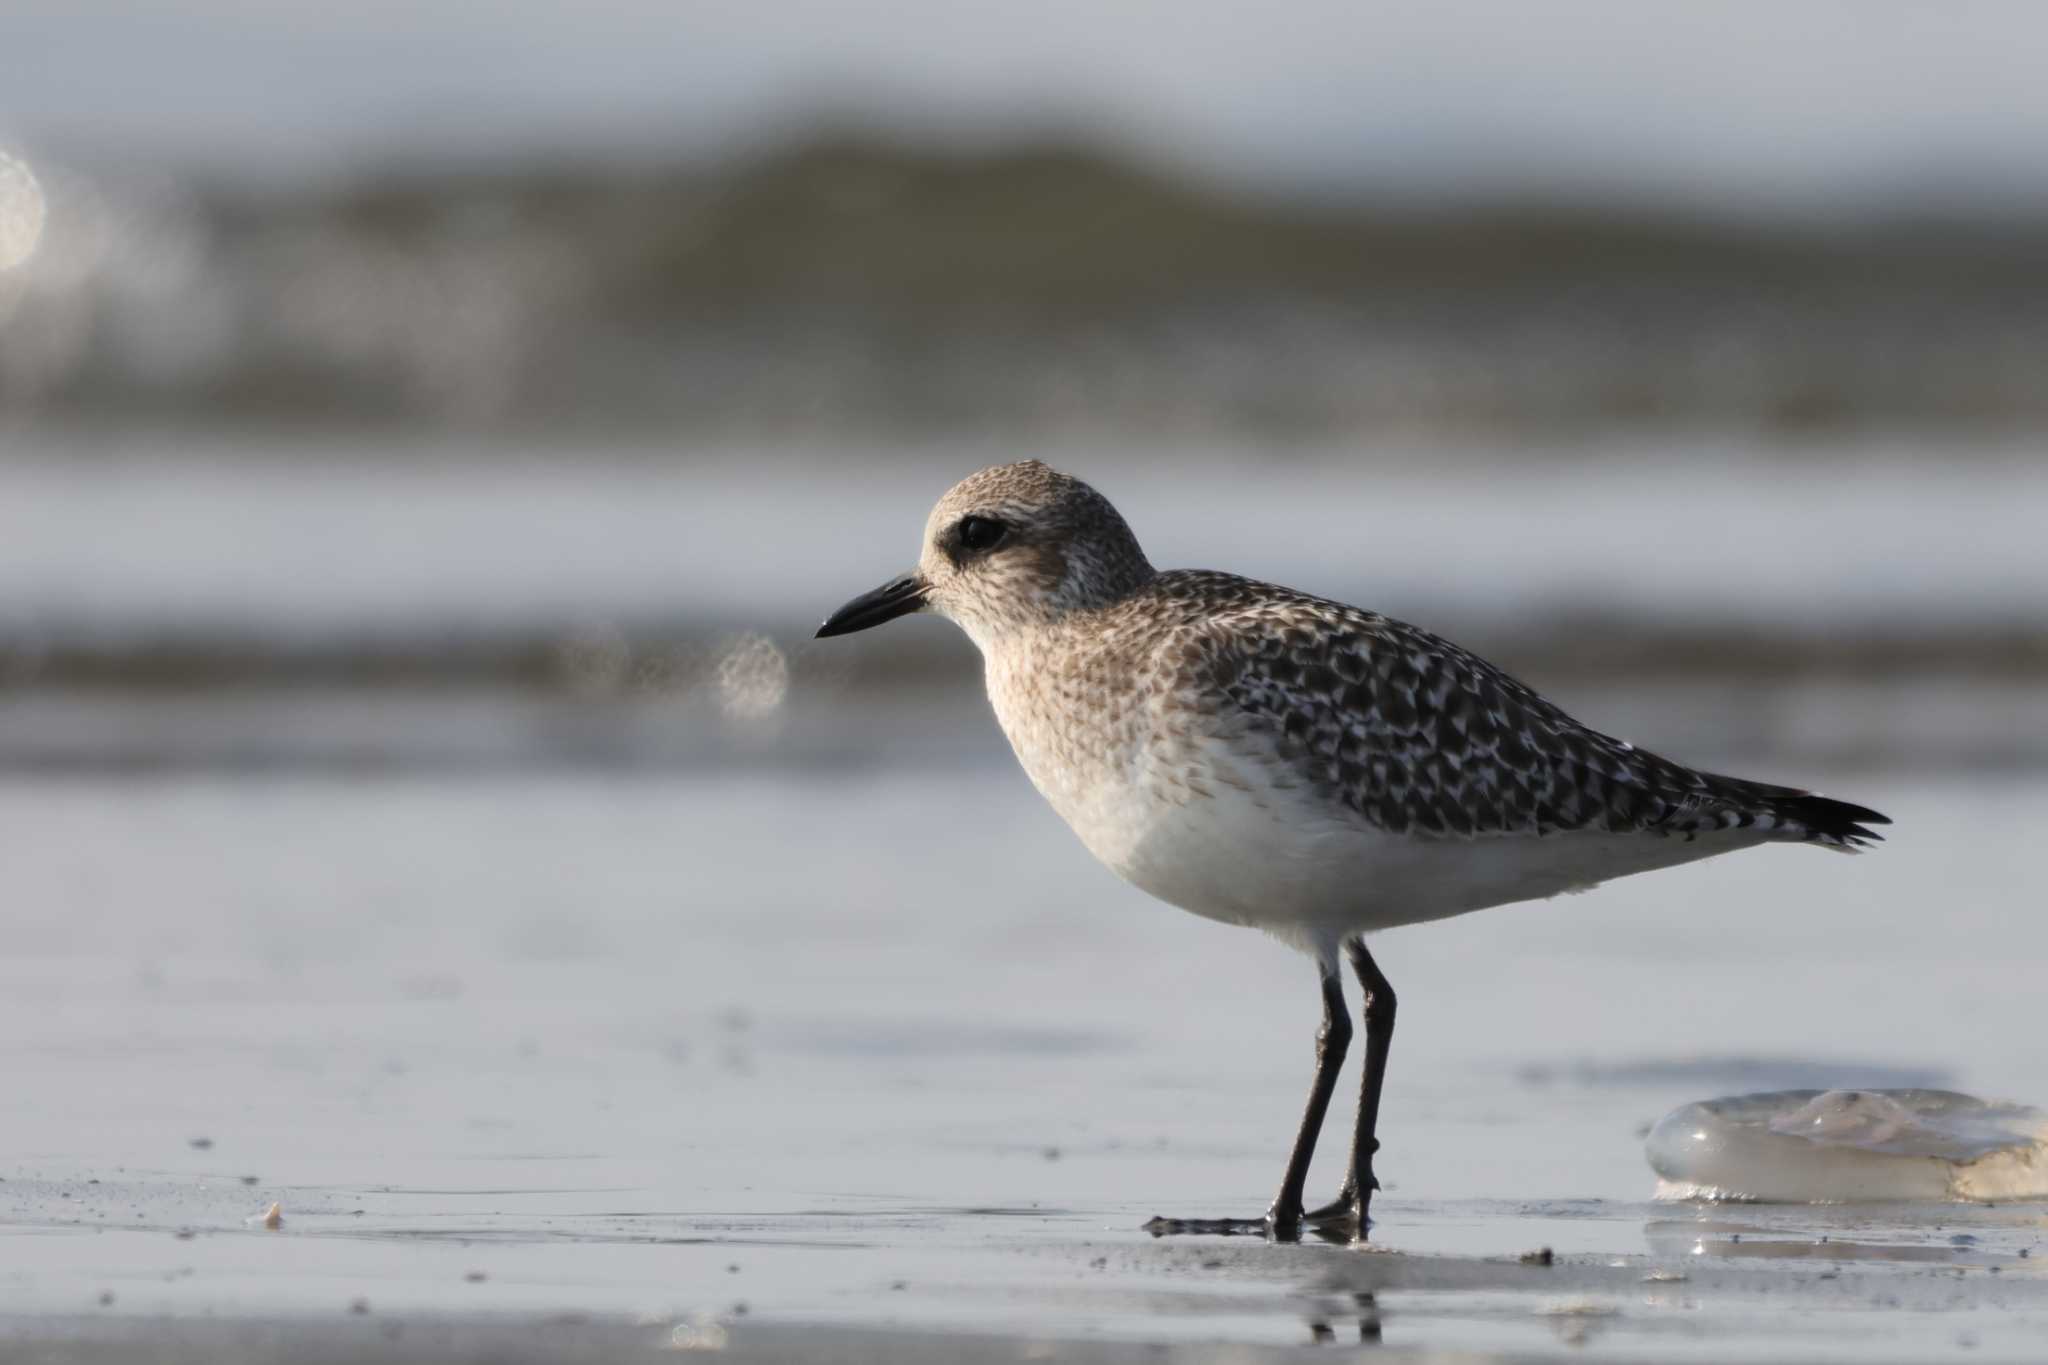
(815, 573, 930, 638)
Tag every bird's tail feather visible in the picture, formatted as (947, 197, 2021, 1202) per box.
(1710, 775, 1891, 851)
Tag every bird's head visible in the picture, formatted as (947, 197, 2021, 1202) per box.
(816, 460, 1153, 651)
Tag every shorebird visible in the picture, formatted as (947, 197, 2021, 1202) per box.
(815, 461, 1888, 1243)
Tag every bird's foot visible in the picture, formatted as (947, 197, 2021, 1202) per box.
(1301, 1176, 1380, 1242)
(1302, 1192, 1356, 1224)
(1143, 1193, 1371, 1245)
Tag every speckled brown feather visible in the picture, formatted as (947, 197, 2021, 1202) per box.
(1101, 570, 1887, 848)
(910, 460, 1887, 859)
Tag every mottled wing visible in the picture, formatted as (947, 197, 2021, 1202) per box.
(1173, 574, 1883, 847)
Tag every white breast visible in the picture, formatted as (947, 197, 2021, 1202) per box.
(985, 640, 1759, 961)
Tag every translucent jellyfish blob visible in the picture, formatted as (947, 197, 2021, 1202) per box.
(1647, 1089, 2048, 1202)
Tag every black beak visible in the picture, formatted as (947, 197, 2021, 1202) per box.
(815, 573, 929, 638)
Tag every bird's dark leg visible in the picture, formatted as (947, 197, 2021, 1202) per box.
(1266, 967, 1352, 1234)
(1141, 966, 1349, 1241)
(1345, 939, 1397, 1238)
(1303, 938, 1397, 1240)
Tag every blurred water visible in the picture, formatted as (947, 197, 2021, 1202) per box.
(2, 432, 2042, 637)
(3, 432, 2045, 777)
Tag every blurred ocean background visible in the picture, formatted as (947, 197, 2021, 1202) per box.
(4, 0, 2047, 774)
(1, 6, 2047, 1351)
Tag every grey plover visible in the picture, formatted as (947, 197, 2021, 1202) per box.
(816, 460, 1888, 1243)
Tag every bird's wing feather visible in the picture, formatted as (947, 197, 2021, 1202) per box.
(1160, 571, 1881, 846)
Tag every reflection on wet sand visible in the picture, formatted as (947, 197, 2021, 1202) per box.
(1646, 1211, 2048, 1271)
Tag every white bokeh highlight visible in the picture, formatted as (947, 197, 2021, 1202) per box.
(716, 633, 789, 721)
(0, 152, 46, 270)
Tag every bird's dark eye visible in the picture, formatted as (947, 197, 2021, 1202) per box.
(956, 515, 1008, 552)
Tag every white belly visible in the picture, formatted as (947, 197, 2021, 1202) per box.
(1002, 712, 1760, 961)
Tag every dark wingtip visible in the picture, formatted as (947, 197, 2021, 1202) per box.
(1776, 793, 1891, 848)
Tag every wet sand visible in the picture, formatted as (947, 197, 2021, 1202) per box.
(5, 1204, 2046, 1361)
(2, 767, 2043, 1359)
(6, 1195, 2047, 1361)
